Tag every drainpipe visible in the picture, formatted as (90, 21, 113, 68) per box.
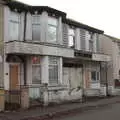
(23, 12, 27, 85)
(81, 61, 85, 102)
(105, 62, 109, 96)
(23, 12, 27, 41)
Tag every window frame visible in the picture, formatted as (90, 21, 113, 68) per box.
(32, 56, 41, 84)
(48, 56, 59, 85)
(68, 28, 75, 48)
(47, 17, 58, 43)
(32, 15, 41, 41)
(9, 11, 20, 41)
(89, 32, 94, 52)
(91, 71, 100, 82)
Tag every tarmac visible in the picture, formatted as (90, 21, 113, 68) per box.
(0, 96, 120, 120)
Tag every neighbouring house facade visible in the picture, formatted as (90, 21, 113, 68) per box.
(0, 0, 110, 109)
(0, 0, 5, 111)
(99, 34, 120, 95)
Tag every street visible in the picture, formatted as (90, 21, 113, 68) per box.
(54, 103, 120, 120)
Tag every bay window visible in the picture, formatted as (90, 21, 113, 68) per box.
(68, 28, 75, 48)
(32, 56, 41, 84)
(48, 17, 57, 42)
(9, 12, 20, 41)
(49, 56, 59, 85)
(32, 15, 41, 41)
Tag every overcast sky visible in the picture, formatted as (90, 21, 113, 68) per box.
(18, 0, 120, 38)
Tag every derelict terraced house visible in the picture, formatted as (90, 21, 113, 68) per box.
(1, 0, 111, 108)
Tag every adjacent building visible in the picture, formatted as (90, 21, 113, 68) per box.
(99, 34, 120, 95)
(0, 0, 110, 109)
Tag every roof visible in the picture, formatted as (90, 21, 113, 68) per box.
(104, 34, 120, 42)
(63, 18, 104, 34)
(5, 0, 66, 18)
(4, 0, 104, 34)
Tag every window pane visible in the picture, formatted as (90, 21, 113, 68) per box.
(49, 57, 59, 85)
(32, 25, 40, 40)
(49, 65, 58, 84)
(68, 28, 75, 48)
(32, 65, 41, 84)
(48, 17, 57, 26)
(48, 25, 56, 42)
(68, 28, 74, 36)
(32, 16, 40, 24)
(97, 72, 99, 80)
(91, 71, 96, 81)
(10, 12, 20, 22)
(68, 36, 74, 47)
(89, 40, 93, 51)
(9, 22, 19, 40)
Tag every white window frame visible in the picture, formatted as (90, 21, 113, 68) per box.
(49, 56, 59, 85)
(9, 11, 20, 41)
(48, 17, 58, 43)
(68, 28, 75, 48)
(32, 15, 41, 41)
(91, 71, 100, 82)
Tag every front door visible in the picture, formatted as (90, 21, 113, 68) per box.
(10, 64, 20, 90)
(9, 64, 20, 104)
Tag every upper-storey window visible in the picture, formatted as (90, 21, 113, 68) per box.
(89, 32, 94, 52)
(68, 28, 75, 48)
(80, 29, 86, 50)
(32, 15, 41, 41)
(9, 12, 20, 41)
(48, 17, 57, 43)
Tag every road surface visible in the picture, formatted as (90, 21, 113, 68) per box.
(55, 103, 120, 120)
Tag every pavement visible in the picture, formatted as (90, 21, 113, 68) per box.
(0, 96, 120, 120)
(56, 99, 120, 120)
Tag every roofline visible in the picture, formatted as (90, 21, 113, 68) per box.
(63, 18, 104, 34)
(5, 0, 66, 18)
(104, 34, 120, 42)
(5, 0, 104, 34)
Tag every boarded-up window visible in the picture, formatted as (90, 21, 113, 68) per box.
(68, 28, 75, 48)
(48, 17, 57, 42)
(9, 12, 20, 41)
(89, 32, 94, 52)
(49, 57, 59, 85)
(80, 29, 86, 50)
(32, 16, 40, 41)
(62, 24, 68, 46)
